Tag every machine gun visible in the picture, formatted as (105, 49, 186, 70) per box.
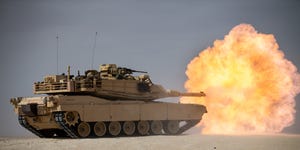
(117, 67, 148, 75)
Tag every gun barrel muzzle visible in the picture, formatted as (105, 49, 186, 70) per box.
(180, 92, 206, 97)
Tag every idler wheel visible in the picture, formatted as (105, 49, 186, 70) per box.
(150, 120, 163, 135)
(94, 121, 107, 137)
(108, 121, 121, 136)
(137, 121, 150, 135)
(164, 120, 179, 135)
(77, 122, 91, 138)
(123, 121, 136, 136)
(63, 111, 79, 126)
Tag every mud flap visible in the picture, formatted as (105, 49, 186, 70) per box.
(177, 120, 200, 134)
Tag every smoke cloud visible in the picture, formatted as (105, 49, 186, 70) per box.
(181, 24, 300, 134)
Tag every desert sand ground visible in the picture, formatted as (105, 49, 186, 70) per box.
(1, 134, 300, 150)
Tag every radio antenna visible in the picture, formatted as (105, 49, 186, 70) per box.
(91, 32, 98, 69)
(56, 35, 59, 74)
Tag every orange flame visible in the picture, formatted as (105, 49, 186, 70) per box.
(181, 24, 300, 134)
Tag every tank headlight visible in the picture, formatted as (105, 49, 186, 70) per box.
(17, 106, 24, 115)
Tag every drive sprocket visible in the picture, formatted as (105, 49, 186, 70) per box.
(63, 111, 79, 126)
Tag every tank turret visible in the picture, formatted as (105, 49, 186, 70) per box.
(10, 64, 207, 138)
(33, 64, 206, 101)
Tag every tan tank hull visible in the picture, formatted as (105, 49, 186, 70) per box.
(11, 64, 207, 138)
(11, 95, 207, 138)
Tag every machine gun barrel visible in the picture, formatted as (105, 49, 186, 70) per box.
(131, 69, 148, 74)
(118, 67, 148, 75)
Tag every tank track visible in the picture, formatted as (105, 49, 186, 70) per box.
(54, 112, 78, 138)
(178, 120, 200, 134)
(18, 116, 45, 138)
(19, 112, 200, 138)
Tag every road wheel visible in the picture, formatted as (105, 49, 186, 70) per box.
(164, 120, 179, 135)
(137, 121, 150, 135)
(150, 120, 163, 135)
(94, 122, 107, 137)
(77, 122, 91, 138)
(109, 121, 121, 136)
(123, 121, 136, 136)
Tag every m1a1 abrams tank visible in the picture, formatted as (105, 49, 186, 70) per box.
(10, 64, 207, 138)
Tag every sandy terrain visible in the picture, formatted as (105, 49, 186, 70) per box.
(1, 134, 300, 150)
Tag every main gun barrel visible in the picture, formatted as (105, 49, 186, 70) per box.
(180, 92, 206, 97)
(166, 90, 206, 97)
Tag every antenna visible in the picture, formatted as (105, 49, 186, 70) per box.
(56, 35, 59, 74)
(91, 32, 98, 69)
